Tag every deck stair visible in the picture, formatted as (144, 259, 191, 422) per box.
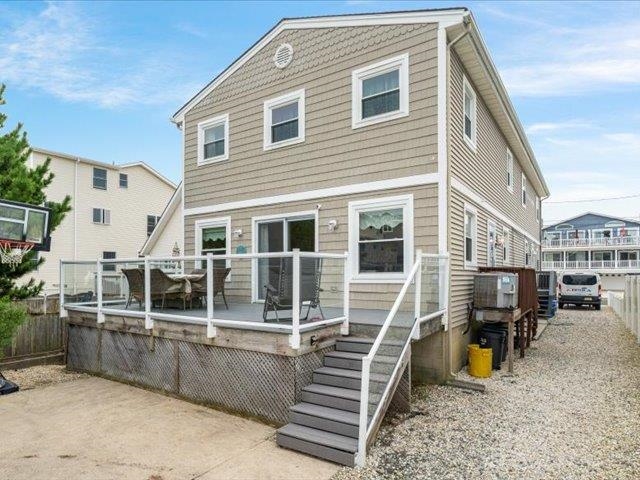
(276, 331, 408, 467)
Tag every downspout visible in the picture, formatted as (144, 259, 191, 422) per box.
(443, 20, 474, 385)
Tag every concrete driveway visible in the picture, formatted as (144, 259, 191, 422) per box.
(0, 376, 338, 480)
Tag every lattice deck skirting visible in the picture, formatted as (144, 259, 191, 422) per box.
(67, 324, 330, 425)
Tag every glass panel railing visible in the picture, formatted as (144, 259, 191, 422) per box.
(62, 262, 98, 306)
(299, 253, 345, 326)
(420, 254, 445, 318)
(101, 259, 145, 310)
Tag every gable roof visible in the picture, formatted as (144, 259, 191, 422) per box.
(543, 212, 640, 230)
(140, 182, 182, 255)
(32, 147, 177, 189)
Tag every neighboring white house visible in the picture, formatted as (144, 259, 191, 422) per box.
(26, 147, 176, 293)
(139, 183, 183, 257)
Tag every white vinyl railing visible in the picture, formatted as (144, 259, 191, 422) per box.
(609, 276, 640, 344)
(355, 251, 449, 467)
(542, 260, 640, 271)
(543, 236, 640, 249)
(60, 250, 349, 349)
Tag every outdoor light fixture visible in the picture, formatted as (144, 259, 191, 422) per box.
(327, 219, 338, 232)
(233, 229, 243, 238)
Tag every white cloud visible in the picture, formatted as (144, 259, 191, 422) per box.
(526, 120, 593, 135)
(0, 3, 200, 109)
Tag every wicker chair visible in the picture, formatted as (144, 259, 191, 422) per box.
(149, 268, 188, 309)
(122, 268, 144, 309)
(190, 267, 231, 309)
(262, 257, 324, 323)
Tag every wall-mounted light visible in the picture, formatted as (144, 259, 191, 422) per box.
(233, 229, 243, 239)
(327, 219, 338, 232)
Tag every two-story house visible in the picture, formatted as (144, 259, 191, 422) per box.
(171, 9, 548, 378)
(26, 147, 176, 293)
(542, 212, 640, 290)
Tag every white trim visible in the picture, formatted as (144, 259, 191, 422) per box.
(184, 173, 439, 217)
(197, 114, 229, 165)
(535, 195, 540, 223)
(263, 89, 305, 150)
(451, 176, 540, 245)
(140, 183, 183, 256)
(171, 10, 468, 123)
(194, 216, 232, 268)
(437, 26, 448, 256)
(251, 210, 319, 302)
(351, 53, 409, 129)
(462, 75, 477, 151)
(348, 194, 414, 282)
(521, 172, 527, 208)
(506, 148, 514, 193)
(463, 203, 478, 270)
(487, 219, 497, 267)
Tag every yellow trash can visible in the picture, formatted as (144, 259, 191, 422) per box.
(468, 344, 492, 378)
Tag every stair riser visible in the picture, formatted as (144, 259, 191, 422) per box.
(290, 412, 359, 438)
(348, 324, 412, 340)
(324, 356, 362, 371)
(276, 433, 356, 467)
(301, 391, 360, 413)
(336, 341, 403, 357)
(313, 372, 361, 390)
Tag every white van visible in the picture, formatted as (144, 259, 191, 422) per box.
(558, 272, 602, 310)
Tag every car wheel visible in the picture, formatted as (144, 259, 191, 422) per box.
(595, 304, 601, 311)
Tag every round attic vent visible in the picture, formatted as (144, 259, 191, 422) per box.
(274, 43, 294, 69)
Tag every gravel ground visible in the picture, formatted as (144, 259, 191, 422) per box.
(2, 365, 86, 390)
(335, 307, 640, 480)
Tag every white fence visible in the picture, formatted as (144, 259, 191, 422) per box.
(608, 276, 640, 343)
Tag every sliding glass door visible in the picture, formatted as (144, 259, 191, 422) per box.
(255, 215, 315, 300)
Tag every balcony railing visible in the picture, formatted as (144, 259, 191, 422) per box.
(542, 260, 640, 270)
(542, 236, 640, 248)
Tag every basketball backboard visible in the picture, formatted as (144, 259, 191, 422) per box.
(0, 199, 52, 251)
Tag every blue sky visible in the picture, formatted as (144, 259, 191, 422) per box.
(1, 1, 639, 224)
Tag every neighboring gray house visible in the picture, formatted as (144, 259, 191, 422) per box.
(542, 212, 640, 290)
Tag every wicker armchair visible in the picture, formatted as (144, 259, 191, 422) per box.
(262, 257, 324, 323)
(190, 267, 231, 309)
(122, 268, 144, 309)
(149, 268, 188, 309)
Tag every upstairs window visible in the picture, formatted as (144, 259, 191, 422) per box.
(506, 149, 514, 192)
(464, 204, 478, 269)
(352, 54, 409, 129)
(92, 208, 110, 225)
(197, 114, 229, 164)
(93, 168, 107, 190)
(102, 251, 116, 272)
(521, 173, 527, 207)
(119, 173, 128, 188)
(463, 76, 477, 149)
(264, 89, 305, 150)
(147, 215, 160, 236)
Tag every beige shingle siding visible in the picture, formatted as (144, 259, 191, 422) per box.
(185, 185, 438, 311)
(449, 51, 539, 239)
(183, 23, 439, 210)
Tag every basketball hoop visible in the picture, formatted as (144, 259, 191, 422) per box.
(0, 241, 34, 268)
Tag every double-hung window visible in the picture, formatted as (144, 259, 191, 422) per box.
(196, 217, 230, 269)
(506, 149, 514, 192)
(352, 54, 409, 128)
(92, 208, 110, 225)
(147, 215, 161, 237)
(349, 195, 413, 281)
(463, 76, 477, 149)
(119, 173, 128, 188)
(103, 251, 116, 272)
(521, 173, 527, 207)
(197, 114, 229, 164)
(464, 204, 478, 269)
(263, 89, 305, 150)
(93, 168, 107, 190)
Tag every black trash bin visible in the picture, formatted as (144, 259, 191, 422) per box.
(478, 327, 507, 370)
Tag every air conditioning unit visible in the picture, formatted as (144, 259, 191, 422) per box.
(474, 273, 518, 310)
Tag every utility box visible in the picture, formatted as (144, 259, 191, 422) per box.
(474, 273, 519, 309)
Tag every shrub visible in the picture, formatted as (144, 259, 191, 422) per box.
(0, 300, 27, 359)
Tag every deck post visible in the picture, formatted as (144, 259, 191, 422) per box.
(356, 355, 371, 467)
(144, 256, 153, 330)
(206, 253, 216, 338)
(96, 259, 105, 323)
(342, 251, 350, 336)
(290, 249, 301, 349)
(59, 260, 67, 318)
(440, 254, 450, 330)
(412, 249, 422, 340)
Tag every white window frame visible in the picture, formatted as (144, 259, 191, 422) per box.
(197, 113, 229, 165)
(92, 167, 107, 190)
(194, 216, 231, 269)
(92, 208, 110, 225)
(525, 240, 530, 266)
(462, 76, 477, 150)
(487, 220, 497, 267)
(506, 149, 514, 193)
(348, 194, 414, 283)
(119, 173, 128, 188)
(535, 196, 540, 223)
(263, 89, 305, 150)
(351, 53, 410, 129)
(463, 203, 478, 270)
(502, 227, 511, 266)
(521, 173, 527, 208)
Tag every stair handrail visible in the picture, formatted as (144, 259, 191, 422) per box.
(355, 255, 422, 467)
